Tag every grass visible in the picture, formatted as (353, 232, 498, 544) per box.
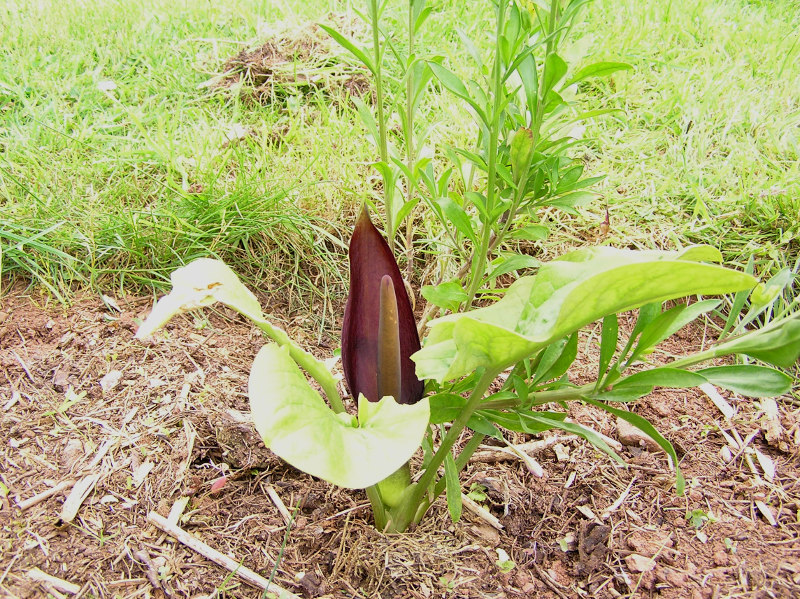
(1, 0, 798, 309)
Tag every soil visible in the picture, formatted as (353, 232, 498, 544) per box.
(1, 285, 799, 599)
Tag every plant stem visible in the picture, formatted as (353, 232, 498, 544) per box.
(369, 0, 392, 241)
(254, 319, 345, 413)
(390, 368, 497, 531)
(404, 0, 417, 281)
(365, 485, 387, 530)
(464, 0, 507, 309)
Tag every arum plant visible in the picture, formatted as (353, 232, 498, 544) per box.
(137, 232, 800, 533)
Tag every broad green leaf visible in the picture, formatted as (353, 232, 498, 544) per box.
(697, 365, 792, 398)
(541, 53, 568, 98)
(488, 254, 541, 281)
(535, 333, 578, 384)
(467, 413, 503, 439)
(249, 344, 430, 489)
(428, 62, 488, 125)
(545, 191, 596, 214)
(421, 281, 469, 313)
(436, 196, 477, 244)
(582, 396, 685, 493)
(563, 61, 633, 88)
(429, 392, 466, 424)
(136, 258, 263, 338)
(510, 128, 535, 184)
(718, 313, 800, 368)
(413, 247, 756, 383)
(444, 452, 462, 523)
(616, 368, 708, 389)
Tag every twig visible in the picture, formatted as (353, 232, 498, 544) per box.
(147, 511, 300, 598)
(27, 568, 80, 595)
(59, 474, 100, 523)
(471, 435, 578, 463)
(265, 485, 293, 526)
(18, 479, 76, 512)
(461, 494, 504, 530)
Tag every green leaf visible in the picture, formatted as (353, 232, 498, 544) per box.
(598, 315, 618, 380)
(429, 392, 466, 424)
(719, 313, 800, 368)
(436, 196, 477, 244)
(510, 225, 549, 242)
(697, 365, 792, 398)
(563, 61, 633, 88)
(612, 368, 707, 394)
(488, 254, 541, 281)
(582, 397, 685, 493)
(421, 281, 469, 313)
(544, 191, 596, 214)
(318, 24, 375, 73)
(467, 412, 503, 439)
(428, 62, 488, 125)
(479, 409, 566, 434)
(413, 246, 757, 383)
(444, 452, 462, 523)
(535, 333, 578, 384)
(249, 344, 430, 489)
(541, 53, 567, 98)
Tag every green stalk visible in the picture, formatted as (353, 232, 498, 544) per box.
(465, 0, 507, 309)
(388, 368, 497, 532)
(404, 0, 417, 279)
(412, 431, 486, 524)
(254, 319, 345, 413)
(365, 485, 388, 530)
(369, 0, 393, 241)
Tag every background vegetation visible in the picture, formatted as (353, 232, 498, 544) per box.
(1, 0, 798, 308)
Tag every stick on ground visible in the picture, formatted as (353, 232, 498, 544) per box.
(147, 511, 301, 599)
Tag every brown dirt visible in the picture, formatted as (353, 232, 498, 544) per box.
(1, 285, 799, 599)
(212, 15, 371, 109)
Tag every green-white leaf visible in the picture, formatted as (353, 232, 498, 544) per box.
(697, 365, 792, 398)
(249, 344, 430, 489)
(598, 315, 618, 380)
(413, 247, 757, 383)
(136, 258, 263, 338)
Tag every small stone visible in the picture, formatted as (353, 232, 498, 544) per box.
(616, 417, 661, 452)
(625, 553, 656, 573)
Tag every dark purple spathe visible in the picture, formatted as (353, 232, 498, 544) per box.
(341, 206, 424, 405)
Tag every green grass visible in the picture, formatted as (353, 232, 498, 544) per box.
(1, 0, 798, 308)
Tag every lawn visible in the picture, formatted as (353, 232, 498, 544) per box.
(1, 0, 799, 597)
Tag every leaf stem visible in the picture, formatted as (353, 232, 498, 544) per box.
(253, 319, 345, 414)
(391, 368, 497, 531)
(369, 0, 392, 241)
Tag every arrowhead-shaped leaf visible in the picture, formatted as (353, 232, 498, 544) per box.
(249, 344, 430, 489)
(413, 247, 757, 382)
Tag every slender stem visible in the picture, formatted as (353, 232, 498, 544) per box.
(465, 0, 507, 309)
(369, 0, 392, 240)
(391, 369, 497, 531)
(365, 485, 387, 530)
(404, 1, 417, 280)
(254, 319, 344, 413)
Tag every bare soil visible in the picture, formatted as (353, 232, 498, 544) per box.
(1, 285, 799, 599)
